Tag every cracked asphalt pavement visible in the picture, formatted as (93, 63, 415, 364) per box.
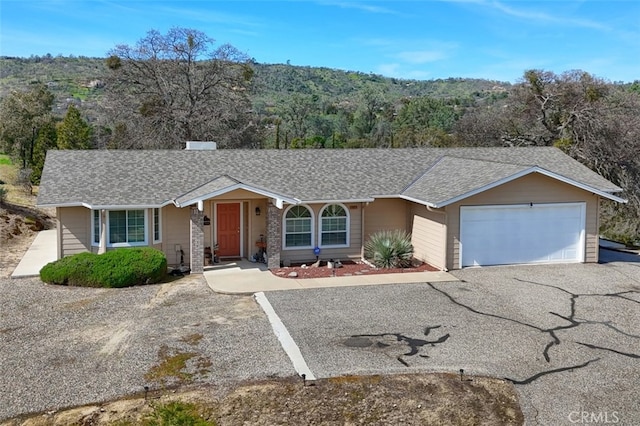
(264, 249, 640, 425)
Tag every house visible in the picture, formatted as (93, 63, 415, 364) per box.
(37, 146, 626, 273)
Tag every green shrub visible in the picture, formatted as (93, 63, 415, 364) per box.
(364, 230, 414, 268)
(40, 247, 167, 288)
(143, 401, 214, 426)
(89, 247, 167, 288)
(40, 252, 98, 286)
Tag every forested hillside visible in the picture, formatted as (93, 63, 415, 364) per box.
(0, 55, 508, 123)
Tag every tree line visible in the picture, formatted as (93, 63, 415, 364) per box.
(1, 28, 638, 242)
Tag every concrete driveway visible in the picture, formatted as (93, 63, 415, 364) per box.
(263, 250, 640, 425)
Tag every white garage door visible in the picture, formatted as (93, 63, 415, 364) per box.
(460, 203, 586, 267)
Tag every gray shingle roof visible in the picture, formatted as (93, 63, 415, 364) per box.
(37, 147, 624, 208)
(401, 156, 530, 205)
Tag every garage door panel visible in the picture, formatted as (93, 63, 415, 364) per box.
(460, 203, 585, 267)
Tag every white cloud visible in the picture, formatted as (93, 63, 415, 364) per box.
(318, 1, 402, 16)
(376, 63, 431, 80)
(377, 63, 401, 76)
(484, 1, 609, 31)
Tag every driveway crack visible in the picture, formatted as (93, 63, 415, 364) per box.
(504, 358, 600, 385)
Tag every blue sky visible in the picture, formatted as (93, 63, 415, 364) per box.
(1, 1, 638, 82)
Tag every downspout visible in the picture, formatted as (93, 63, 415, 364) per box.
(360, 202, 366, 260)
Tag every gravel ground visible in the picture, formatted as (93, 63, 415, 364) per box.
(0, 275, 294, 421)
(264, 254, 640, 426)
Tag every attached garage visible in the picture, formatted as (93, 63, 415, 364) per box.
(460, 202, 586, 267)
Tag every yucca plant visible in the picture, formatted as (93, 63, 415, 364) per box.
(364, 230, 414, 268)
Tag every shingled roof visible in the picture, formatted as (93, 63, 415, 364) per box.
(37, 147, 625, 209)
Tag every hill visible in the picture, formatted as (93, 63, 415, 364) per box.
(0, 56, 510, 121)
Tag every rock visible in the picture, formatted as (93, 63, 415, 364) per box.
(288, 272, 298, 278)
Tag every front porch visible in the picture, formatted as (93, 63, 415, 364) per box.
(186, 196, 283, 273)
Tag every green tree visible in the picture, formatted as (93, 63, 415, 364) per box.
(352, 85, 388, 139)
(0, 83, 54, 169)
(393, 97, 458, 147)
(104, 27, 256, 148)
(30, 122, 58, 185)
(57, 105, 92, 149)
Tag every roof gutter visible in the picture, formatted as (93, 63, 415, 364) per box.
(298, 198, 375, 204)
(173, 183, 299, 209)
(36, 201, 173, 209)
(426, 167, 627, 208)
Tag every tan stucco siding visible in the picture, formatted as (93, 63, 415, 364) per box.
(247, 199, 268, 259)
(58, 206, 91, 257)
(363, 198, 409, 241)
(282, 203, 363, 264)
(445, 173, 600, 270)
(162, 205, 191, 266)
(410, 205, 447, 270)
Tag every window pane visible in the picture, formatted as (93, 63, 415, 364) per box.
(93, 210, 100, 243)
(323, 232, 346, 245)
(286, 218, 311, 233)
(286, 233, 311, 247)
(322, 205, 346, 217)
(109, 211, 126, 244)
(321, 205, 347, 246)
(153, 208, 160, 241)
(323, 217, 346, 232)
(285, 206, 312, 248)
(286, 206, 311, 218)
(127, 210, 145, 243)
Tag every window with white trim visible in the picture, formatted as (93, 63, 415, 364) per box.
(92, 209, 148, 247)
(320, 204, 349, 247)
(284, 205, 313, 248)
(93, 210, 100, 244)
(153, 208, 161, 242)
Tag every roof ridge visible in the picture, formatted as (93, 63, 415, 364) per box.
(399, 155, 447, 195)
(172, 174, 240, 203)
(446, 153, 538, 167)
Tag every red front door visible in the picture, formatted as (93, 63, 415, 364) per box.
(216, 203, 240, 257)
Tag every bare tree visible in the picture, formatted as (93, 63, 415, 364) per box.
(103, 28, 258, 149)
(454, 69, 640, 242)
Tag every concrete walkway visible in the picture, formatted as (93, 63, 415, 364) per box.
(203, 260, 458, 294)
(11, 229, 57, 278)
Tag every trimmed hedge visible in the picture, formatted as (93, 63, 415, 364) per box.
(40, 247, 167, 288)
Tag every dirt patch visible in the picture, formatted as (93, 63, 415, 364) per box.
(272, 260, 438, 279)
(6, 373, 523, 425)
(0, 202, 55, 278)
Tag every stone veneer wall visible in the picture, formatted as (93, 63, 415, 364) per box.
(266, 203, 282, 269)
(190, 208, 204, 273)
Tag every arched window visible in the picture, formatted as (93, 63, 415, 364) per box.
(284, 205, 313, 248)
(320, 204, 349, 247)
